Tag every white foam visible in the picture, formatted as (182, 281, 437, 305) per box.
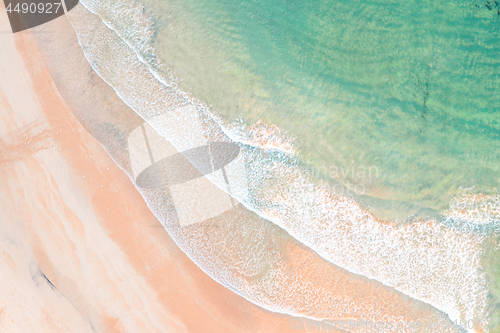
(445, 187, 500, 227)
(66, 1, 490, 330)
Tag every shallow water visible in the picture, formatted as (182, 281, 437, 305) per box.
(61, 0, 500, 330)
(144, 0, 500, 217)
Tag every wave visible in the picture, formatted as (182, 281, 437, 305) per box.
(444, 187, 500, 233)
(65, 0, 492, 330)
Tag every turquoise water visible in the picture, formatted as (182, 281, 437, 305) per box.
(144, 0, 500, 216)
(67, 0, 500, 327)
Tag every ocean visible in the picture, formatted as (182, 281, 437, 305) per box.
(63, 0, 500, 330)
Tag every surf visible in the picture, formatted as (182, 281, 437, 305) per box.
(64, 0, 495, 329)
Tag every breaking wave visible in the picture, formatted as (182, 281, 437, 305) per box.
(64, 0, 495, 330)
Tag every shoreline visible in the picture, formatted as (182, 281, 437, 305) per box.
(0, 9, 326, 333)
(0, 3, 480, 332)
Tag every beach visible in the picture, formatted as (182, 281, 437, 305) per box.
(0, 2, 494, 332)
(0, 9, 331, 332)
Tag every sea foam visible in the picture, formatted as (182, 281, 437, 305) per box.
(66, 1, 490, 330)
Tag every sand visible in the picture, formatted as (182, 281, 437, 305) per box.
(0, 8, 315, 333)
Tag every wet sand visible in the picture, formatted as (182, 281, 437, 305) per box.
(0, 5, 467, 333)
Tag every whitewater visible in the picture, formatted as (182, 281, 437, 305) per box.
(61, 0, 500, 331)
